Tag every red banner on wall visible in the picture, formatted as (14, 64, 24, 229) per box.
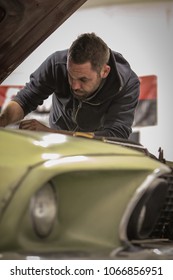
(133, 75, 157, 127)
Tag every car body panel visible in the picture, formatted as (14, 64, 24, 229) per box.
(0, 128, 171, 258)
(0, 128, 166, 166)
(0, 128, 169, 203)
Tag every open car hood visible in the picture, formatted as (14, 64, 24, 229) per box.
(0, 0, 87, 84)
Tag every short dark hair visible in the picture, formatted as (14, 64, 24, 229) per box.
(68, 33, 110, 72)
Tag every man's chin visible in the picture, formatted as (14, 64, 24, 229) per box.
(73, 92, 86, 100)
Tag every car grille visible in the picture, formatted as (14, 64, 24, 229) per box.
(150, 171, 173, 239)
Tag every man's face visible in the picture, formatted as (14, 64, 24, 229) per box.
(67, 59, 105, 101)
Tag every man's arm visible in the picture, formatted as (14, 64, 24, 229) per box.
(0, 101, 25, 127)
(19, 119, 94, 138)
(19, 119, 72, 134)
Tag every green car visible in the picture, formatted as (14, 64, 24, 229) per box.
(1, 128, 173, 259)
(1, 0, 173, 260)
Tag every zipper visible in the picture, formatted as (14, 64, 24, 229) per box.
(72, 101, 82, 131)
(72, 90, 119, 131)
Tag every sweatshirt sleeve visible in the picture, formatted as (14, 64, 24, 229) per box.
(12, 53, 56, 115)
(94, 71, 140, 139)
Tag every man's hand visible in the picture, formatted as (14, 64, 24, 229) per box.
(19, 119, 95, 138)
(0, 101, 24, 127)
(19, 119, 51, 132)
(19, 119, 74, 135)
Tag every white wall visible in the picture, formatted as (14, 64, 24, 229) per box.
(3, 1, 173, 160)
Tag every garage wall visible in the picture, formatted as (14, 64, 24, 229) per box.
(2, 1, 173, 160)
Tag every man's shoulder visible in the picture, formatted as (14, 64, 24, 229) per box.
(109, 49, 139, 85)
(48, 49, 68, 65)
(110, 49, 129, 65)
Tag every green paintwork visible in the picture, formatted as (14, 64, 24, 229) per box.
(0, 128, 171, 257)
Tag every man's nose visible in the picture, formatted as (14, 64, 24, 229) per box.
(71, 79, 81, 90)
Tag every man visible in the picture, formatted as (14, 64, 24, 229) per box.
(0, 33, 140, 138)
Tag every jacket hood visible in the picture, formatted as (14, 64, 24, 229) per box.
(110, 50, 132, 87)
(83, 49, 132, 105)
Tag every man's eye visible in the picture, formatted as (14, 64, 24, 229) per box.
(80, 79, 88, 83)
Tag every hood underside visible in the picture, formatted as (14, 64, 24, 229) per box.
(0, 0, 87, 84)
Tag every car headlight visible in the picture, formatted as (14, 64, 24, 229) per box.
(30, 182, 57, 238)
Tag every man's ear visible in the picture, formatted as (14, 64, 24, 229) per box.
(101, 65, 111, 78)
